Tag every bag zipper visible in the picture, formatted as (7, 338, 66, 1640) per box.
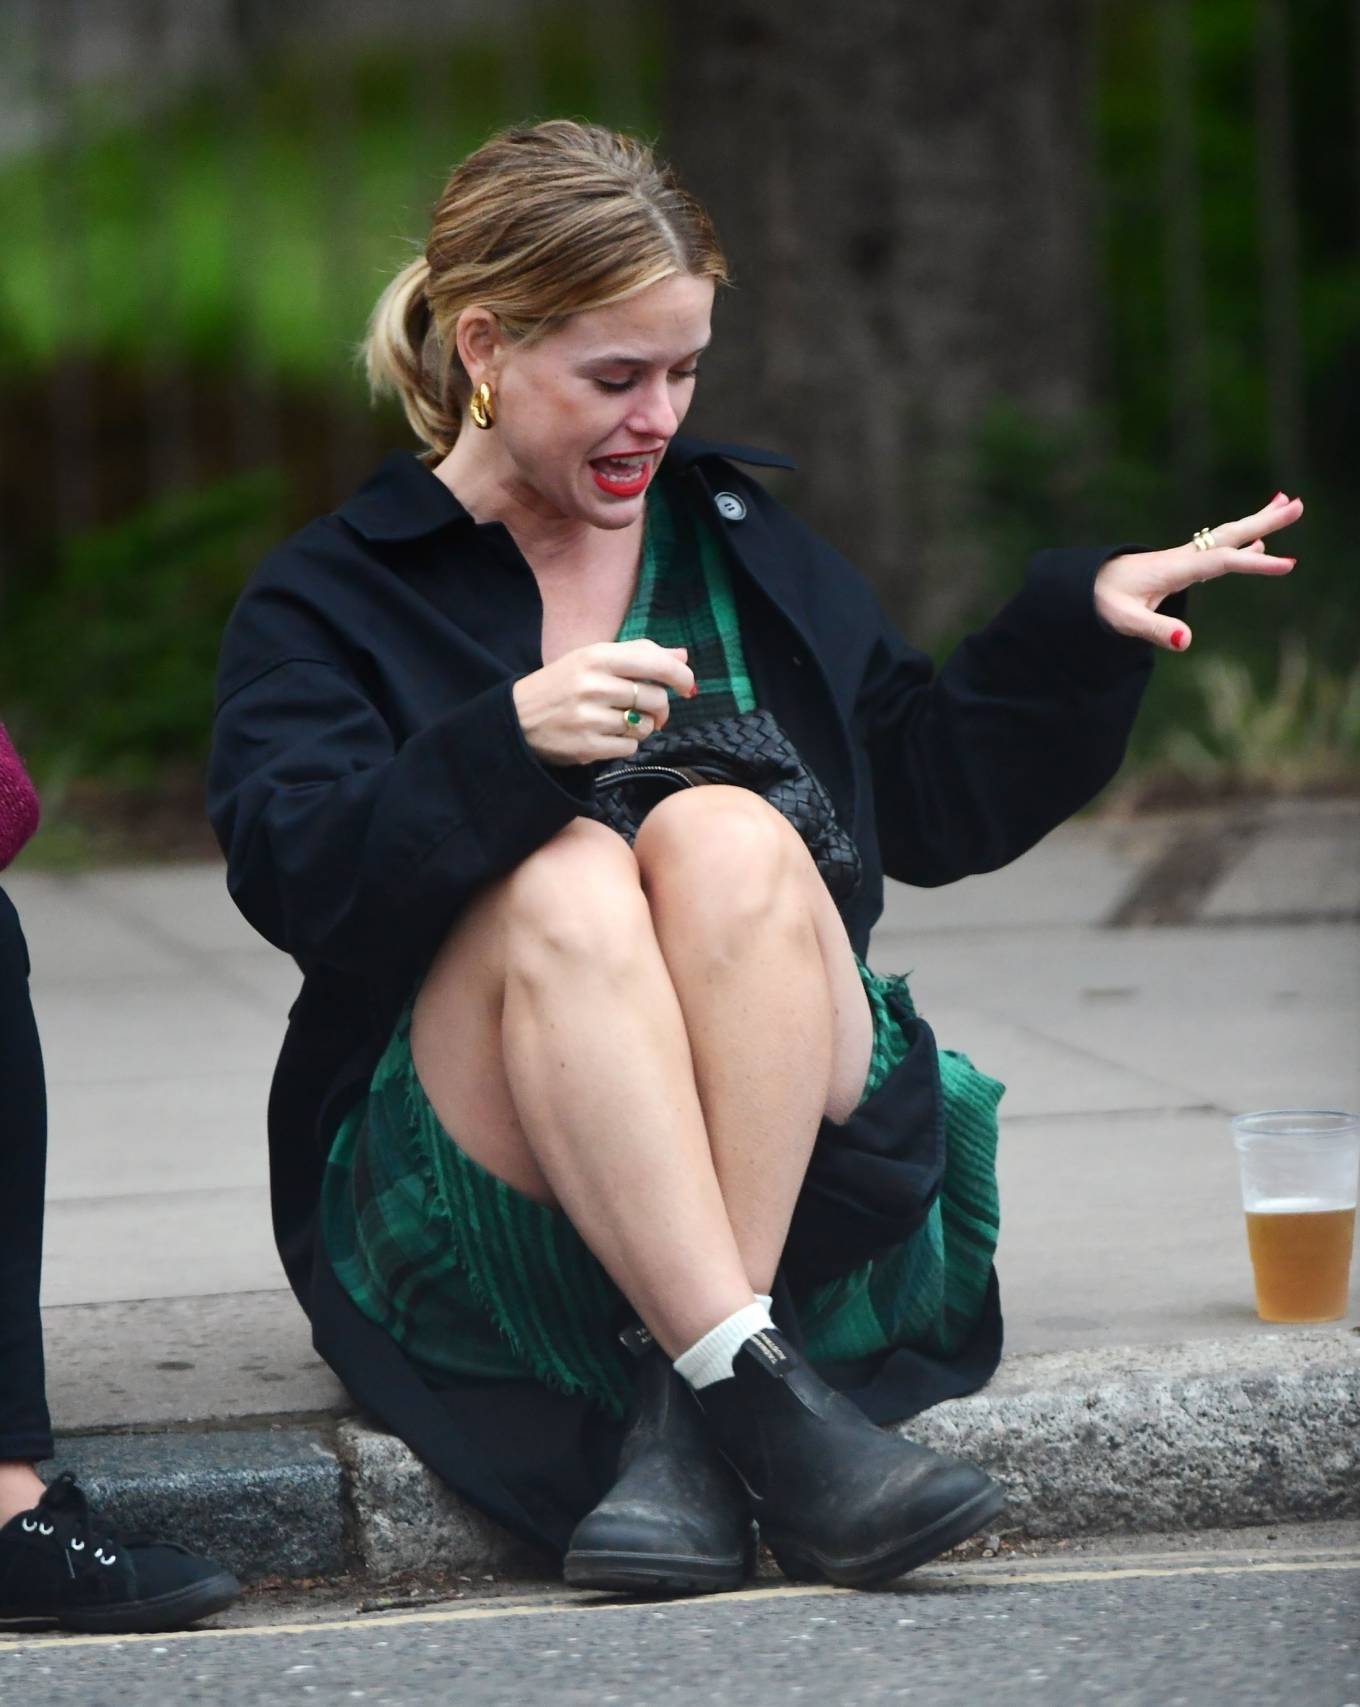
(596, 764, 702, 787)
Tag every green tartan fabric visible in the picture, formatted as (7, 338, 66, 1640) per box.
(323, 1004, 635, 1407)
(615, 482, 753, 721)
(319, 485, 1004, 1414)
(798, 1038, 1005, 1365)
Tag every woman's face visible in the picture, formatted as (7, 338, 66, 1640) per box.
(481, 272, 715, 530)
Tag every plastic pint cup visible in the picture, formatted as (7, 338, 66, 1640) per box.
(1231, 1110, 1360, 1323)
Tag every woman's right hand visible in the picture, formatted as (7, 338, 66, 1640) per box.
(513, 640, 696, 766)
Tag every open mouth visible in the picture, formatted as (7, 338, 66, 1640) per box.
(589, 453, 655, 497)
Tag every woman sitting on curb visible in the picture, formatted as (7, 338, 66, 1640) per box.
(0, 723, 241, 1632)
(208, 120, 1301, 1594)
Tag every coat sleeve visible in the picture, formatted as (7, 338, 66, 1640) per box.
(207, 653, 594, 981)
(857, 545, 1175, 886)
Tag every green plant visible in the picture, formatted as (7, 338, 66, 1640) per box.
(1, 472, 283, 781)
(1157, 637, 1360, 792)
(0, 15, 660, 383)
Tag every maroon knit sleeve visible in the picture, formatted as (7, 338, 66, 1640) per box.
(0, 723, 41, 871)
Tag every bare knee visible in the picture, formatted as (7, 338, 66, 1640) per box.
(501, 817, 654, 980)
(636, 788, 815, 949)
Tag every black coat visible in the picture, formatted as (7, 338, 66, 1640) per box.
(207, 437, 1163, 1555)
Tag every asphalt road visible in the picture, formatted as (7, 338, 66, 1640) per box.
(2, 1535, 1357, 1707)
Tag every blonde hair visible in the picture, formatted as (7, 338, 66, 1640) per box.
(363, 120, 728, 456)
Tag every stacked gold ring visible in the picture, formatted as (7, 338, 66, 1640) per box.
(1193, 527, 1218, 552)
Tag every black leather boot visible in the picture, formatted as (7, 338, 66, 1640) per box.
(564, 1345, 755, 1595)
(694, 1327, 1003, 1588)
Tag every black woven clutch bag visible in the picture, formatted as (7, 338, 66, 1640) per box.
(591, 707, 862, 901)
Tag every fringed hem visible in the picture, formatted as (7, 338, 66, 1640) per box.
(321, 969, 1002, 1416)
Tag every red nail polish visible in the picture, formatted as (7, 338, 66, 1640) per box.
(688, 684, 699, 698)
(1170, 628, 1188, 650)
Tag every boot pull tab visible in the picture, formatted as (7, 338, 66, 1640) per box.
(618, 1321, 656, 1360)
(747, 1329, 793, 1372)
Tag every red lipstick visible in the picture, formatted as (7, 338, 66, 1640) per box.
(589, 452, 656, 498)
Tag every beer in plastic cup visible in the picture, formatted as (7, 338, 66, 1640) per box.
(1231, 1110, 1360, 1323)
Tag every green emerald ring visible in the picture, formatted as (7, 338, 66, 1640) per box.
(624, 708, 643, 732)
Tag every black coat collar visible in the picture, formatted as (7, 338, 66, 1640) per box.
(333, 436, 796, 544)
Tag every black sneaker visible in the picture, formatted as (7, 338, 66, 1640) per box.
(0, 1471, 241, 1633)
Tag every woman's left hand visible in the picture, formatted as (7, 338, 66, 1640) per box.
(1093, 491, 1303, 652)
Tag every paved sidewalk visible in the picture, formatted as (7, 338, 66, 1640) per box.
(5, 797, 1358, 1583)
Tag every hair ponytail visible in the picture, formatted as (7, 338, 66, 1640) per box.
(362, 122, 727, 459)
(362, 254, 462, 456)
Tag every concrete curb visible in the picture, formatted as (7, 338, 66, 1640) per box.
(905, 1329, 1360, 1536)
(334, 1420, 553, 1583)
(54, 1330, 1359, 1586)
(57, 1425, 349, 1585)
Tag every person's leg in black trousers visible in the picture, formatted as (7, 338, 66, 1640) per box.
(0, 884, 241, 1629)
(0, 884, 54, 1523)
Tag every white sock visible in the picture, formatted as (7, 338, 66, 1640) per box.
(673, 1301, 775, 1390)
(755, 1294, 773, 1312)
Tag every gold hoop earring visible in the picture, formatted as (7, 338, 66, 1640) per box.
(469, 381, 495, 430)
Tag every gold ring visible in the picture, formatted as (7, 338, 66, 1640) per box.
(623, 708, 643, 735)
(630, 684, 640, 712)
(1193, 527, 1218, 551)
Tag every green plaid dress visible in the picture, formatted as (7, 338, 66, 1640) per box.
(321, 484, 1004, 1417)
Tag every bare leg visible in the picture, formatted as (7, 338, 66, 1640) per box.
(410, 806, 871, 1359)
(634, 788, 873, 1294)
(411, 820, 754, 1357)
(0, 1461, 45, 1526)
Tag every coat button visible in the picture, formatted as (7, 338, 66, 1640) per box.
(714, 491, 746, 522)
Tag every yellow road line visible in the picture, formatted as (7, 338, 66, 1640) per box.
(932, 1556, 1360, 1588)
(3, 1553, 1356, 1653)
